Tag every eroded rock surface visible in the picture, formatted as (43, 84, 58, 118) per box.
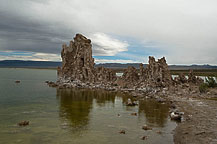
(55, 33, 202, 91)
(57, 34, 117, 85)
(145, 56, 172, 87)
(95, 66, 117, 82)
(188, 70, 203, 84)
(58, 34, 95, 82)
(122, 66, 139, 81)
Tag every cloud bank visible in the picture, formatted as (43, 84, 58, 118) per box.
(0, 0, 217, 64)
(0, 51, 61, 61)
(90, 33, 128, 56)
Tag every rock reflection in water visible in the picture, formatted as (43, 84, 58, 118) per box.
(56, 89, 116, 129)
(138, 99, 169, 127)
(57, 88, 169, 130)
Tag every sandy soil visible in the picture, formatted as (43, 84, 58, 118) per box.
(169, 88, 217, 144)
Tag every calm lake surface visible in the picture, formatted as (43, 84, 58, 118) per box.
(0, 68, 176, 144)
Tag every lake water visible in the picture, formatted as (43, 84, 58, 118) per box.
(0, 68, 176, 144)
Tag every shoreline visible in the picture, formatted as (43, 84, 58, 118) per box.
(171, 94, 217, 144)
(46, 80, 217, 144)
(1, 67, 217, 77)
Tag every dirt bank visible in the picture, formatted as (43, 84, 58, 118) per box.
(167, 88, 217, 144)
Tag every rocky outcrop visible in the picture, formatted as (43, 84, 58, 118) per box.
(145, 56, 172, 87)
(122, 66, 139, 83)
(174, 73, 188, 84)
(56, 33, 199, 90)
(18, 121, 29, 126)
(188, 70, 203, 84)
(58, 34, 95, 82)
(173, 70, 203, 85)
(178, 73, 188, 83)
(57, 33, 119, 85)
(95, 66, 117, 82)
(139, 63, 146, 81)
(121, 57, 172, 88)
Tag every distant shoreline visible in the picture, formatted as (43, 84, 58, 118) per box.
(1, 67, 217, 76)
(0, 67, 57, 70)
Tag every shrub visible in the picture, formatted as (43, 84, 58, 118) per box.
(205, 76, 217, 88)
(199, 83, 208, 93)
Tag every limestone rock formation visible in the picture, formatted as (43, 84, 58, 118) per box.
(188, 70, 203, 84)
(95, 66, 117, 82)
(57, 33, 117, 84)
(122, 66, 139, 83)
(145, 56, 172, 87)
(139, 63, 146, 81)
(58, 34, 95, 82)
(174, 73, 188, 84)
(57, 33, 176, 89)
(178, 73, 188, 83)
(188, 70, 197, 83)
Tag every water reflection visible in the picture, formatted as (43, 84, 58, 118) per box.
(138, 100, 169, 127)
(56, 89, 169, 129)
(56, 89, 117, 129)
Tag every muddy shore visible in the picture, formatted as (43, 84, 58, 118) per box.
(172, 98, 217, 143)
(165, 88, 217, 144)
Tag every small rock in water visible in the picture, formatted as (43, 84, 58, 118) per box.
(126, 98, 138, 106)
(15, 80, 20, 83)
(141, 136, 147, 140)
(131, 113, 137, 116)
(119, 130, 126, 134)
(142, 125, 152, 130)
(18, 121, 29, 126)
(170, 112, 183, 121)
(156, 131, 162, 134)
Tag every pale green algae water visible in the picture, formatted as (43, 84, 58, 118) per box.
(0, 68, 176, 144)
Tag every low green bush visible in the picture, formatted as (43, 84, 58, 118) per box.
(199, 83, 209, 93)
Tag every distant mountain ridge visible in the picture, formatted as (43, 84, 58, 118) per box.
(0, 60, 61, 68)
(0, 60, 217, 70)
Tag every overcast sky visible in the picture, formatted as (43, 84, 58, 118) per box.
(0, 0, 217, 64)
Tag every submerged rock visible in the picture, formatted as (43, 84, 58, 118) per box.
(15, 80, 20, 83)
(126, 98, 138, 106)
(131, 112, 137, 116)
(141, 136, 148, 140)
(119, 130, 126, 134)
(18, 121, 29, 126)
(142, 125, 152, 130)
(156, 131, 163, 134)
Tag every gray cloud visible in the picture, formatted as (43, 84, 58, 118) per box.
(0, 0, 217, 64)
(90, 33, 128, 56)
(0, 0, 75, 53)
